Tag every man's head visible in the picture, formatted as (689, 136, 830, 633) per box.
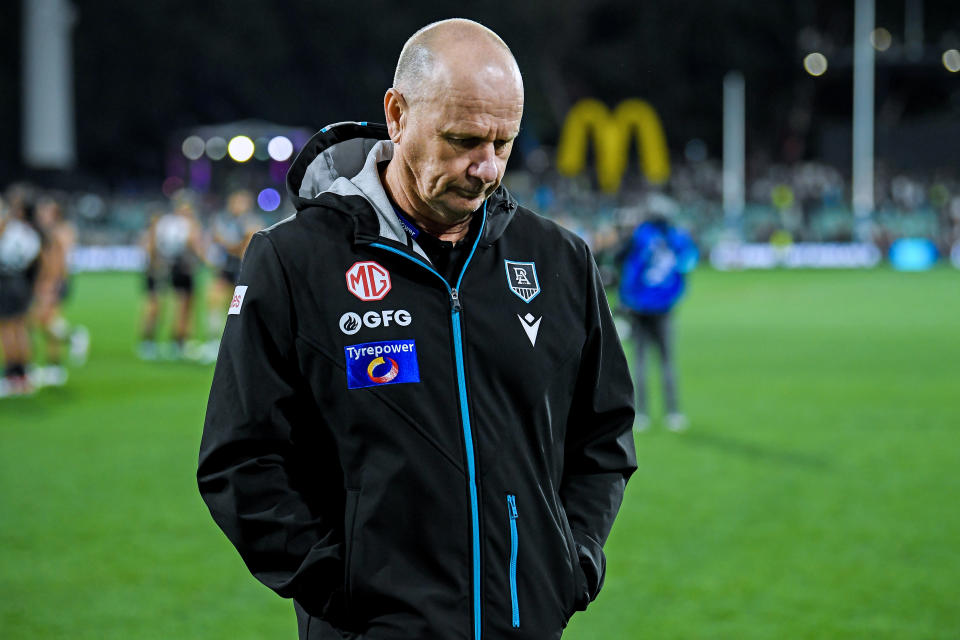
(36, 196, 64, 230)
(384, 19, 524, 226)
(174, 200, 196, 218)
(227, 190, 253, 217)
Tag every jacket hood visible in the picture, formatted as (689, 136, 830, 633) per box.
(286, 121, 517, 248)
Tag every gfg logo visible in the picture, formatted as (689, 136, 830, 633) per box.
(339, 310, 412, 335)
(346, 261, 391, 301)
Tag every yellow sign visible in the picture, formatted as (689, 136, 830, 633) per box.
(556, 99, 670, 193)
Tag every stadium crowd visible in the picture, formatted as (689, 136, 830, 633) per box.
(504, 157, 960, 257)
(3, 156, 957, 397)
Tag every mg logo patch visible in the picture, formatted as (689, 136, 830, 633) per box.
(504, 260, 540, 303)
(346, 261, 391, 301)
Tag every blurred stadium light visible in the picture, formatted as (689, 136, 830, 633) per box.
(257, 188, 282, 212)
(803, 52, 828, 76)
(227, 136, 255, 163)
(205, 137, 227, 161)
(870, 27, 892, 52)
(267, 136, 294, 162)
(943, 49, 960, 72)
(181, 136, 205, 161)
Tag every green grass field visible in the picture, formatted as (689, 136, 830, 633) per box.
(2, 268, 958, 639)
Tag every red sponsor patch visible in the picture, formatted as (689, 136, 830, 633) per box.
(227, 286, 248, 315)
(345, 261, 392, 301)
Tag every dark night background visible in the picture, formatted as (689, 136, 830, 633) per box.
(1, 0, 957, 188)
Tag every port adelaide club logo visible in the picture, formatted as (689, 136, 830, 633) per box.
(504, 260, 540, 303)
(346, 261, 391, 301)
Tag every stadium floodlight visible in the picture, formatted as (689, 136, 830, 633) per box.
(267, 136, 294, 162)
(944, 50, 960, 73)
(870, 27, 892, 51)
(228, 136, 255, 162)
(254, 137, 270, 161)
(803, 52, 828, 76)
(181, 136, 205, 160)
(205, 137, 227, 161)
(257, 188, 282, 212)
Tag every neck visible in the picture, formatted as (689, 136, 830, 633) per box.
(382, 159, 473, 244)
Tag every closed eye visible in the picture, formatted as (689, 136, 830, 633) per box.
(447, 137, 514, 153)
(448, 136, 483, 149)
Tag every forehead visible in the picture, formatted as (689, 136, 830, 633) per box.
(413, 58, 524, 134)
(426, 90, 523, 136)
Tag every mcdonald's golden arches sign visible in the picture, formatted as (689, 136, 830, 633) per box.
(556, 98, 670, 193)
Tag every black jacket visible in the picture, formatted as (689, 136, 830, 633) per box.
(198, 122, 637, 640)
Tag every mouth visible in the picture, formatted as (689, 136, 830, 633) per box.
(454, 187, 488, 199)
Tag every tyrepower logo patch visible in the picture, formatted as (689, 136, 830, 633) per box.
(228, 286, 248, 315)
(344, 340, 420, 389)
(346, 261, 391, 301)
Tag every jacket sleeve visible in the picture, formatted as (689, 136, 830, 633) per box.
(198, 232, 342, 616)
(560, 246, 637, 609)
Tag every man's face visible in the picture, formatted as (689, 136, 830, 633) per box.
(228, 192, 252, 216)
(395, 78, 523, 222)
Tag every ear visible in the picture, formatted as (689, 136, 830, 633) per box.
(384, 88, 406, 144)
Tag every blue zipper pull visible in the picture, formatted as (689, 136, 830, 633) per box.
(507, 494, 518, 519)
(450, 288, 462, 313)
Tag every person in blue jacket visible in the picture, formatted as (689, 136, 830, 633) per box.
(617, 214, 697, 432)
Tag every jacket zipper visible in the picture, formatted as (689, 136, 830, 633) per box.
(507, 494, 520, 629)
(369, 201, 487, 640)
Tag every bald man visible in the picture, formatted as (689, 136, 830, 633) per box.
(199, 19, 636, 640)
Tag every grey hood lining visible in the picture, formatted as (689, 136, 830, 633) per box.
(304, 139, 428, 261)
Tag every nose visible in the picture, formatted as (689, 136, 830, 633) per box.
(468, 144, 499, 184)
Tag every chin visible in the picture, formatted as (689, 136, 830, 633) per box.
(434, 199, 481, 221)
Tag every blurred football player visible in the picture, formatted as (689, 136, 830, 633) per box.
(0, 187, 43, 396)
(30, 195, 89, 385)
(205, 189, 261, 343)
(138, 198, 205, 359)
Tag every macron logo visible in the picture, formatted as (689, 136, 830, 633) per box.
(228, 286, 248, 315)
(517, 313, 542, 346)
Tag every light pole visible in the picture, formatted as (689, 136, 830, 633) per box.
(852, 0, 876, 243)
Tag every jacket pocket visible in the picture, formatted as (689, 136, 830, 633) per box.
(343, 488, 361, 609)
(558, 502, 588, 620)
(506, 494, 520, 629)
